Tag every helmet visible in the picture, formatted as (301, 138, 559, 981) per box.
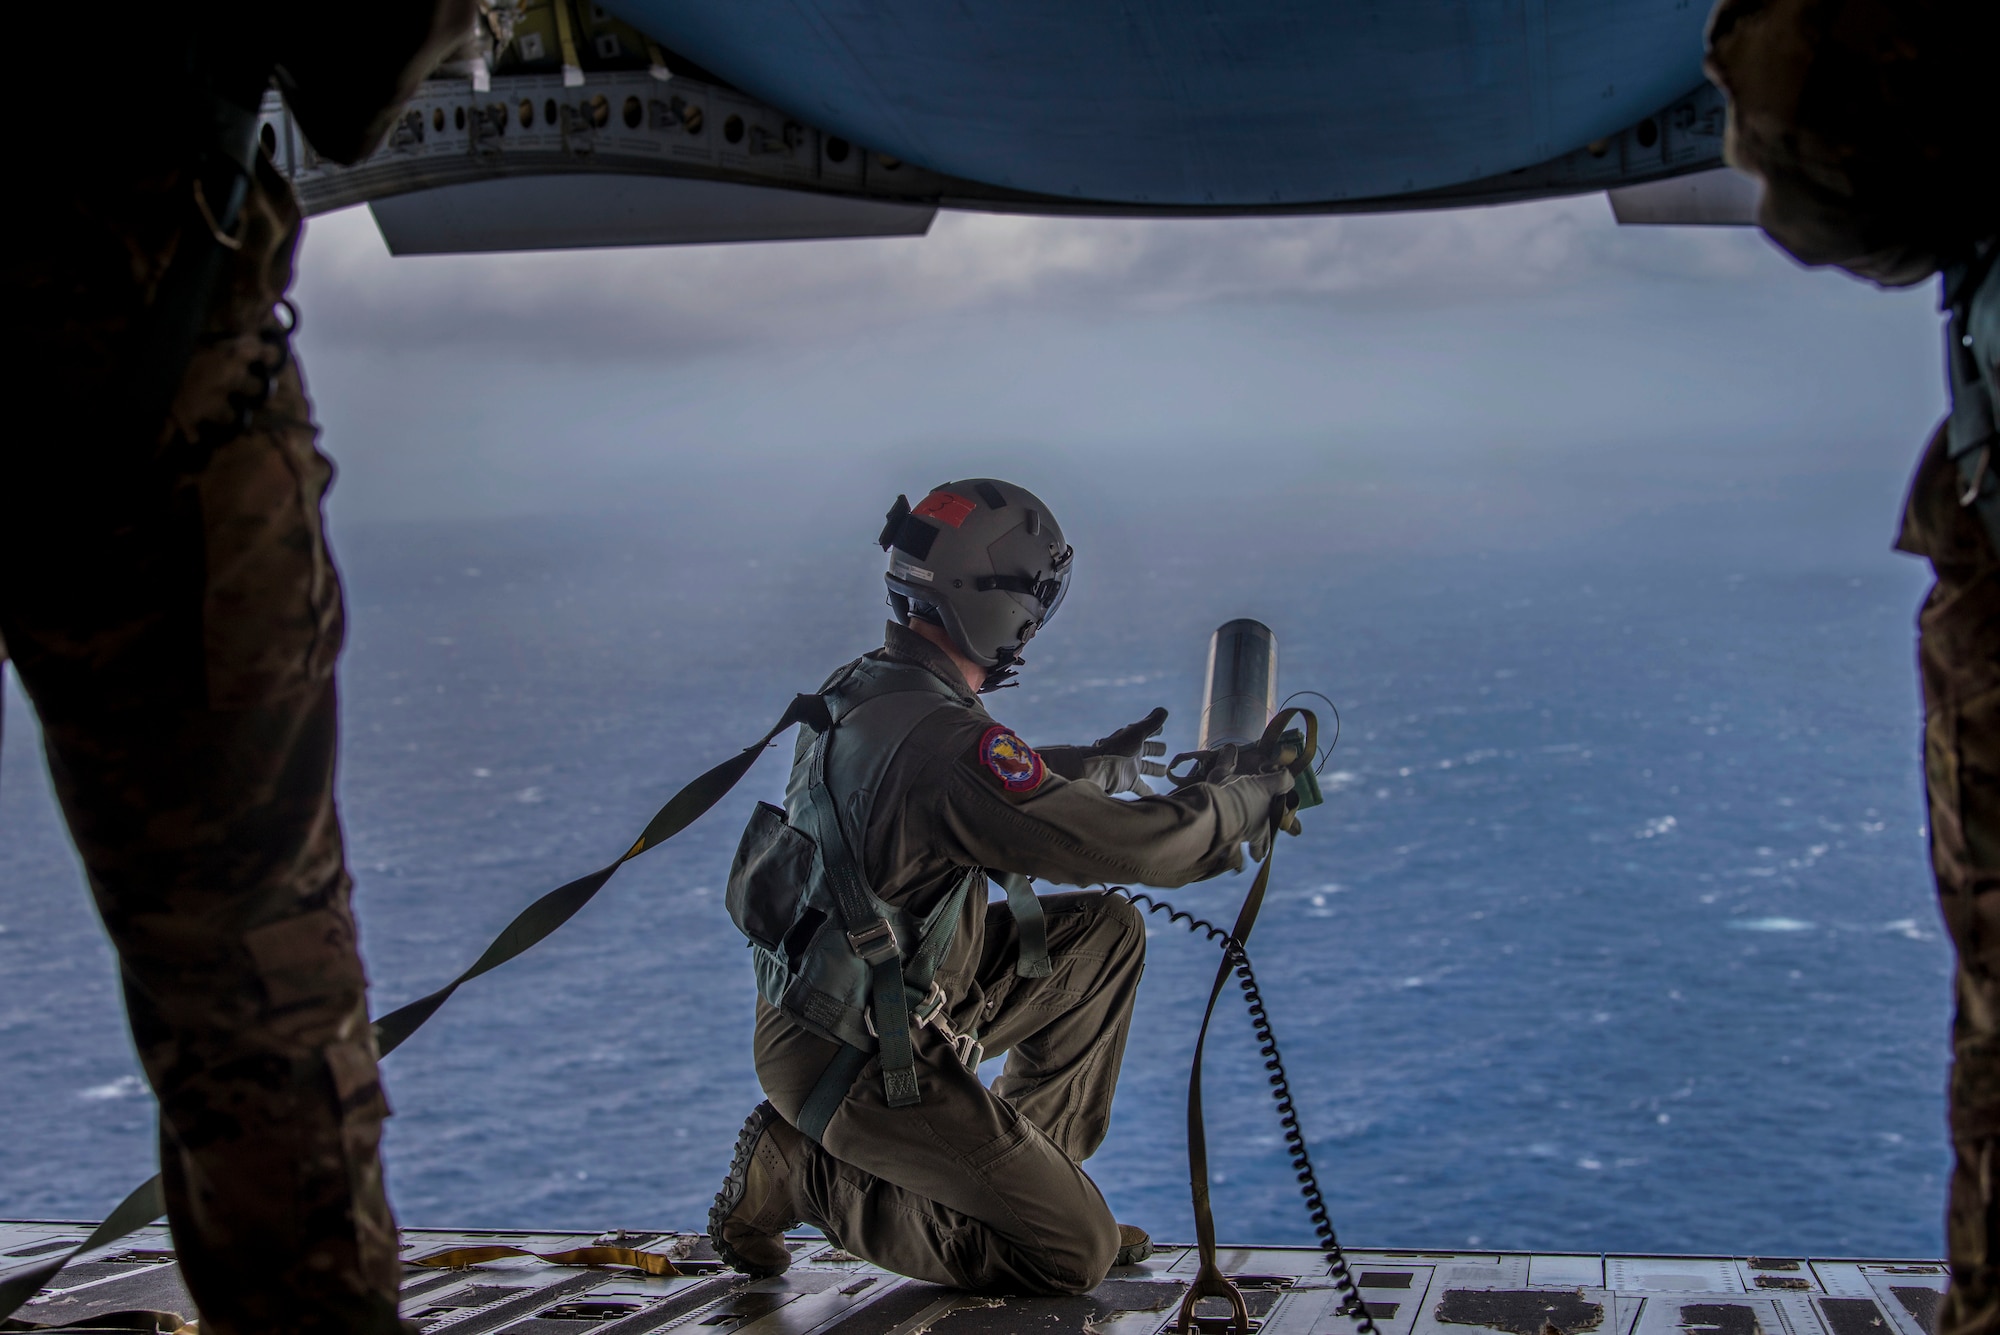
(879, 479, 1073, 687)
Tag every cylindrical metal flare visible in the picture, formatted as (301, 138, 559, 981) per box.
(1197, 618, 1279, 750)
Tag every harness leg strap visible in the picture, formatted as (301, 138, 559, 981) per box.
(871, 955, 922, 1107)
(997, 872, 1052, 978)
(796, 1044, 869, 1144)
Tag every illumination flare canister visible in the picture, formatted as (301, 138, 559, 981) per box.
(1197, 619, 1279, 750)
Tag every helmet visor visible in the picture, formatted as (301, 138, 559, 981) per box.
(1032, 570, 1069, 628)
(976, 558, 1071, 633)
(1037, 543, 1073, 627)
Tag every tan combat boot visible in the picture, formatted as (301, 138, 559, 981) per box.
(1115, 1224, 1153, 1267)
(710, 1101, 807, 1278)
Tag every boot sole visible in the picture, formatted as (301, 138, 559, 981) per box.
(1114, 1228, 1153, 1267)
(709, 1100, 795, 1279)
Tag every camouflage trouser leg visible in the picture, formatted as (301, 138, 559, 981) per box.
(1901, 427, 2000, 1335)
(0, 162, 402, 1334)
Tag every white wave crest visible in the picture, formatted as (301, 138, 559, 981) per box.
(1730, 917, 1815, 933)
(79, 1074, 146, 1101)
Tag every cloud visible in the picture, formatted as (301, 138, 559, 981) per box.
(294, 191, 1794, 364)
(284, 178, 1942, 539)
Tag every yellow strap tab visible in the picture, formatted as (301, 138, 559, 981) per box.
(411, 1244, 684, 1277)
(552, 0, 584, 85)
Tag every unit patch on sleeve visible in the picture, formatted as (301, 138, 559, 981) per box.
(977, 724, 1047, 794)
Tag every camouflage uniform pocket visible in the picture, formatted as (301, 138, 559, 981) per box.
(244, 907, 368, 1018)
(196, 363, 344, 710)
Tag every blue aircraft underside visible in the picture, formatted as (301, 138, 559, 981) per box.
(612, 1, 1711, 207)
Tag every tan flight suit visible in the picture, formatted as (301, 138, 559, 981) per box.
(0, 5, 467, 1331)
(753, 623, 1288, 1296)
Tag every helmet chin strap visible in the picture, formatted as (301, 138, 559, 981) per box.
(979, 646, 1025, 692)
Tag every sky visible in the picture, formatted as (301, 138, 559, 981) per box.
(292, 190, 1947, 570)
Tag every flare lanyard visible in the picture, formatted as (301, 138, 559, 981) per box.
(1140, 708, 1379, 1335)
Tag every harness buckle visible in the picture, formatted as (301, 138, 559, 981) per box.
(871, 983, 983, 1071)
(910, 982, 949, 1027)
(917, 984, 983, 1070)
(846, 918, 900, 965)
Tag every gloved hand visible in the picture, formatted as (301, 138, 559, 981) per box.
(1239, 767, 1299, 862)
(1091, 707, 1170, 765)
(1168, 729, 1305, 789)
(1071, 708, 1171, 796)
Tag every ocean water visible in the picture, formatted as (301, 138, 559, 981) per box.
(0, 495, 1950, 1259)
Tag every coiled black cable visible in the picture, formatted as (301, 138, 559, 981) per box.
(1120, 890, 1380, 1335)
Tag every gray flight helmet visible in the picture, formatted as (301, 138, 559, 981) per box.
(879, 479, 1074, 686)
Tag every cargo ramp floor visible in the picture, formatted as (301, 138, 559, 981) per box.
(0, 1223, 1947, 1335)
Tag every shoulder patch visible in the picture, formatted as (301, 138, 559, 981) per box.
(976, 724, 1047, 794)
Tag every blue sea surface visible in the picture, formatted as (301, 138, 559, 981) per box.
(0, 495, 1950, 1258)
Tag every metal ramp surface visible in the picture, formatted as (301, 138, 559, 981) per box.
(0, 1222, 1949, 1335)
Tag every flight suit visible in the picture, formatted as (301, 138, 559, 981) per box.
(752, 622, 1289, 1295)
(0, 5, 468, 1331)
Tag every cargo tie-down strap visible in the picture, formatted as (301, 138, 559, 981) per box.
(0, 692, 833, 1319)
